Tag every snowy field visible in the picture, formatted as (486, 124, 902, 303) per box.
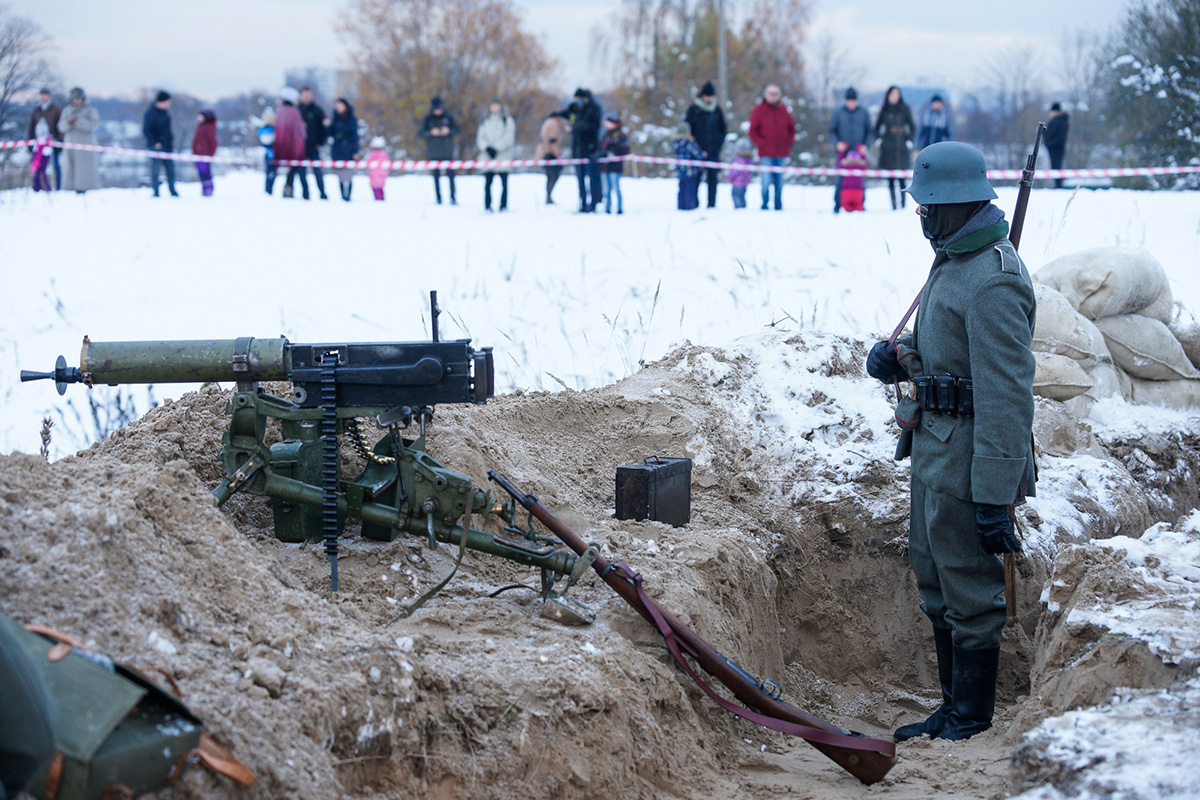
(2, 169, 1198, 459)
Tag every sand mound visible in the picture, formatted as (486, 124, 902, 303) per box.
(2, 332, 1198, 799)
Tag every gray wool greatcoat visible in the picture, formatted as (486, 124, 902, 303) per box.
(899, 220, 1037, 506)
(895, 212, 1037, 648)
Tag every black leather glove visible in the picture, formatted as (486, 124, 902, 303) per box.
(486, 147, 497, 158)
(975, 503, 1021, 554)
(866, 340, 903, 382)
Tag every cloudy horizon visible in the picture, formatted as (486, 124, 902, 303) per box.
(9, 0, 1130, 103)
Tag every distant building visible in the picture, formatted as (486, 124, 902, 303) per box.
(283, 66, 351, 104)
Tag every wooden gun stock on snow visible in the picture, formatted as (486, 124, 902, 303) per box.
(486, 470, 898, 785)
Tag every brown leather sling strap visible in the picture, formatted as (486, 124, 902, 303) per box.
(611, 561, 895, 756)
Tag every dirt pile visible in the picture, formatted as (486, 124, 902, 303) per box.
(2, 331, 1197, 799)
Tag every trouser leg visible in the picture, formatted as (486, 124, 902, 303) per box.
(52, 148, 61, 190)
(447, 169, 456, 202)
(833, 176, 842, 212)
(265, 159, 277, 194)
(499, 173, 508, 210)
(576, 162, 587, 210)
(484, 172, 494, 209)
(432, 169, 443, 203)
(312, 163, 327, 198)
(772, 169, 783, 210)
(164, 158, 177, 195)
(588, 159, 602, 209)
(705, 167, 718, 207)
(910, 475, 1007, 649)
(546, 168, 559, 202)
(298, 167, 311, 199)
(899, 178, 907, 207)
(759, 167, 770, 209)
(150, 157, 161, 194)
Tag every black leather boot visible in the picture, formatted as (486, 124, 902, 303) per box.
(894, 625, 954, 742)
(935, 645, 1000, 741)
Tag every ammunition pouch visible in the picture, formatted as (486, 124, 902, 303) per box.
(912, 374, 973, 418)
(5, 620, 255, 800)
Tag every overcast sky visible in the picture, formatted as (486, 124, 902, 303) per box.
(10, 0, 1130, 102)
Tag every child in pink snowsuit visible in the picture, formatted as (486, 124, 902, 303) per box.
(367, 136, 389, 200)
(837, 144, 869, 212)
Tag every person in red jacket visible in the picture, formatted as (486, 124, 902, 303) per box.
(191, 109, 218, 196)
(748, 84, 796, 211)
(273, 87, 308, 198)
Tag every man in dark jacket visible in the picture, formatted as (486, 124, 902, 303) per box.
(916, 95, 954, 151)
(866, 141, 1035, 745)
(298, 87, 328, 199)
(1044, 103, 1070, 189)
(828, 87, 871, 212)
(143, 90, 178, 197)
(419, 96, 461, 205)
(685, 80, 727, 209)
(27, 88, 62, 189)
(569, 88, 603, 212)
(748, 84, 796, 210)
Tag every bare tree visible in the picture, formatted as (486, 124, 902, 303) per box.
(1053, 27, 1106, 169)
(805, 31, 864, 117)
(977, 44, 1046, 168)
(337, 0, 558, 155)
(0, 5, 54, 136)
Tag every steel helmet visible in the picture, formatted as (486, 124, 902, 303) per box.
(905, 142, 997, 204)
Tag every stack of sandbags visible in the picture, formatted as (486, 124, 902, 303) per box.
(1034, 246, 1200, 414)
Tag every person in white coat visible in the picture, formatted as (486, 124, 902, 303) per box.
(475, 99, 516, 212)
(59, 87, 101, 193)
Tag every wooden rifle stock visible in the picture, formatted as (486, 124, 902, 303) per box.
(487, 471, 897, 785)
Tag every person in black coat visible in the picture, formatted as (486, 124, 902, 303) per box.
(569, 88, 603, 212)
(419, 96, 461, 205)
(684, 80, 727, 209)
(297, 87, 328, 199)
(143, 90, 178, 197)
(1044, 103, 1070, 189)
(874, 85, 916, 209)
(327, 98, 359, 201)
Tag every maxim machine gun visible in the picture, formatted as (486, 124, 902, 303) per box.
(22, 293, 589, 609)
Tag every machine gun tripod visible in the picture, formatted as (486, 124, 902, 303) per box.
(22, 292, 592, 616)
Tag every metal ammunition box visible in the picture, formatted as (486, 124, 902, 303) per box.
(615, 457, 692, 527)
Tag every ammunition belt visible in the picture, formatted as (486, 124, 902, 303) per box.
(912, 374, 974, 418)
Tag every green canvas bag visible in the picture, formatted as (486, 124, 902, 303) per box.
(6, 619, 254, 799)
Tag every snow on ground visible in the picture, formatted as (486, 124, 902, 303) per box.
(2, 169, 1199, 459)
(3, 170, 1200, 797)
(1016, 510, 1200, 800)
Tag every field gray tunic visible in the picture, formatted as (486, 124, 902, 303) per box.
(898, 206, 1037, 648)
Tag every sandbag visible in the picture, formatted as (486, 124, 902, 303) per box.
(1169, 317, 1200, 370)
(1062, 361, 1129, 419)
(1078, 316, 1112, 363)
(1128, 376, 1200, 409)
(1032, 283, 1101, 367)
(1033, 352, 1093, 401)
(1034, 247, 1173, 323)
(1094, 314, 1200, 381)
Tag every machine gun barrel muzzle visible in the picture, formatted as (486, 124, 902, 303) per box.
(20, 355, 83, 395)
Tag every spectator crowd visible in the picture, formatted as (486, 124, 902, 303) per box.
(21, 81, 1072, 212)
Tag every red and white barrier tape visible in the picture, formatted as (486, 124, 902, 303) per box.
(4, 138, 1199, 179)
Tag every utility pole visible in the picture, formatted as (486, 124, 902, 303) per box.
(717, 0, 729, 108)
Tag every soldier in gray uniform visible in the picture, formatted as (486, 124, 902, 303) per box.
(865, 141, 1036, 742)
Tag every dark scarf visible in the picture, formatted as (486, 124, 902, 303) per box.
(924, 202, 1008, 252)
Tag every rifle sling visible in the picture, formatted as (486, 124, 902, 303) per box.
(611, 561, 895, 756)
